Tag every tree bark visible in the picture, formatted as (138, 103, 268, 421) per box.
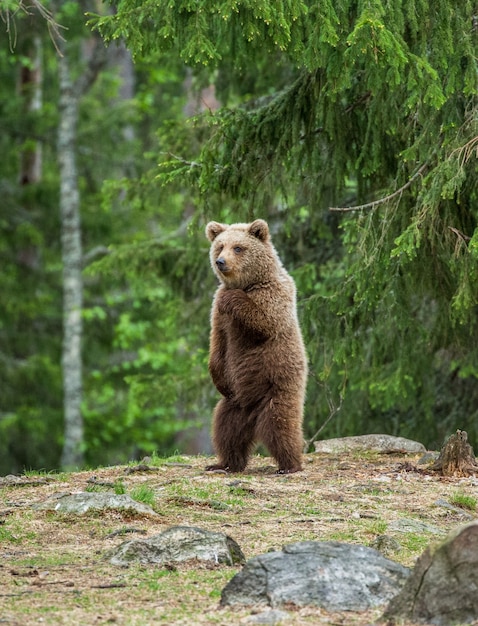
(429, 429, 478, 477)
(57, 29, 107, 469)
(18, 34, 43, 185)
(58, 49, 84, 469)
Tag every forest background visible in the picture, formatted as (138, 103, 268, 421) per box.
(0, 0, 477, 475)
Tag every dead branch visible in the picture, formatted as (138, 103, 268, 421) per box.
(1, 0, 66, 54)
(329, 163, 428, 212)
(450, 135, 478, 166)
(303, 387, 343, 452)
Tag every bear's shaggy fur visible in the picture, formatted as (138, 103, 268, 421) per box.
(205, 219, 307, 474)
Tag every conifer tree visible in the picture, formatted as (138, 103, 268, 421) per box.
(92, 1, 478, 448)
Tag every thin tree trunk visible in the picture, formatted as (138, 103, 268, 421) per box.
(16, 34, 43, 272)
(18, 34, 43, 185)
(57, 25, 107, 469)
(58, 50, 84, 469)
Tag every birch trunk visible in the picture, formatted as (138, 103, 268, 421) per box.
(58, 50, 84, 469)
(57, 26, 107, 468)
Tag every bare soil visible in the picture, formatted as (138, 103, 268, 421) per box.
(1, 452, 477, 625)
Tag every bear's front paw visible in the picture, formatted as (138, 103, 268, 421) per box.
(217, 289, 247, 314)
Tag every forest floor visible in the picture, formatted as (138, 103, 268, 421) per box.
(1, 451, 477, 625)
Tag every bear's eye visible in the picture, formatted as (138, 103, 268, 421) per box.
(217, 244, 224, 253)
(233, 246, 243, 254)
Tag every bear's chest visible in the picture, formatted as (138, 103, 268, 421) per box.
(226, 318, 268, 350)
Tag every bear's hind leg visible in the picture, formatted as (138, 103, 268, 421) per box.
(205, 397, 256, 473)
(255, 397, 304, 474)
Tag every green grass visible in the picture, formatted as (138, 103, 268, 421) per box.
(327, 518, 388, 544)
(114, 480, 126, 494)
(0, 513, 37, 544)
(130, 484, 156, 506)
(0, 525, 21, 543)
(85, 483, 106, 493)
(400, 533, 431, 556)
(449, 490, 477, 511)
(163, 479, 255, 512)
(129, 452, 193, 467)
(17, 552, 81, 567)
(22, 468, 60, 478)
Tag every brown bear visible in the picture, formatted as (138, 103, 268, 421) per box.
(205, 219, 307, 474)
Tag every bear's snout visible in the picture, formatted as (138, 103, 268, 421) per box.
(216, 257, 229, 273)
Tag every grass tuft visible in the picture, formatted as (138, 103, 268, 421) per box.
(449, 490, 477, 511)
(130, 484, 156, 506)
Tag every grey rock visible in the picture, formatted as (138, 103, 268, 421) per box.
(383, 521, 478, 625)
(370, 535, 401, 557)
(314, 434, 426, 454)
(33, 492, 158, 516)
(221, 541, 409, 611)
(417, 451, 440, 465)
(244, 609, 291, 624)
(434, 498, 475, 520)
(0, 475, 55, 487)
(388, 518, 444, 535)
(108, 525, 245, 566)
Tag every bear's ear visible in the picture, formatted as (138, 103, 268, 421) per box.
(206, 221, 227, 242)
(248, 219, 269, 242)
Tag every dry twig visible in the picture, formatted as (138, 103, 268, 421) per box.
(329, 164, 428, 212)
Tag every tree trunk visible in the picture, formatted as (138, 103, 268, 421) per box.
(56, 22, 107, 469)
(429, 429, 478, 477)
(18, 34, 43, 185)
(58, 50, 84, 469)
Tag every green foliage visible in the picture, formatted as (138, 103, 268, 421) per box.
(90, 0, 307, 65)
(0, 0, 216, 473)
(91, 0, 478, 451)
(82, 209, 214, 464)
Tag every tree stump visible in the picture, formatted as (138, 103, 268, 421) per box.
(429, 429, 478, 477)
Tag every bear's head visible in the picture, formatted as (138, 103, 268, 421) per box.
(205, 219, 279, 289)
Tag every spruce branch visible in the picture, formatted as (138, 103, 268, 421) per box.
(329, 163, 428, 212)
(162, 152, 202, 169)
(82, 246, 110, 267)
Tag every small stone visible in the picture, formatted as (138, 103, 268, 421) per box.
(388, 518, 443, 535)
(244, 609, 290, 624)
(434, 498, 474, 520)
(417, 451, 440, 465)
(370, 535, 401, 557)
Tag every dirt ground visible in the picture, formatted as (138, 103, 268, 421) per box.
(1, 451, 477, 625)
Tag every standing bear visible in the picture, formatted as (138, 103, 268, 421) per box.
(205, 219, 308, 474)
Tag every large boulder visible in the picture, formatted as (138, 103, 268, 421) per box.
(221, 541, 409, 611)
(314, 434, 426, 454)
(383, 521, 478, 625)
(108, 525, 245, 566)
